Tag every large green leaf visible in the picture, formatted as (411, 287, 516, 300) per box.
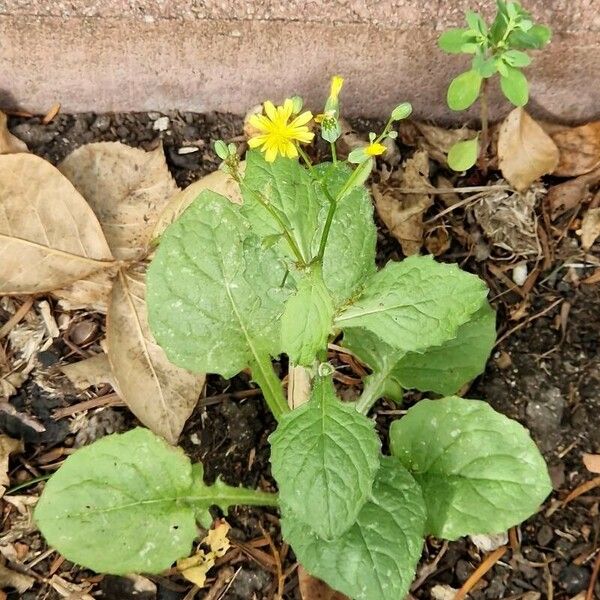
(281, 266, 334, 365)
(270, 377, 380, 539)
(147, 190, 291, 379)
(335, 256, 488, 354)
(390, 397, 552, 540)
(35, 428, 278, 574)
(282, 457, 426, 600)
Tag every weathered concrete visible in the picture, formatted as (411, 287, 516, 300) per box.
(0, 1, 599, 122)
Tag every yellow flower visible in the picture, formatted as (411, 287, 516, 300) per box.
(330, 75, 344, 101)
(365, 142, 386, 157)
(248, 99, 314, 162)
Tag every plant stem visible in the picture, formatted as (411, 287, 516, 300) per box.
(317, 192, 337, 262)
(355, 374, 386, 415)
(478, 78, 489, 175)
(297, 146, 316, 177)
(330, 142, 338, 164)
(249, 354, 289, 421)
(237, 179, 306, 265)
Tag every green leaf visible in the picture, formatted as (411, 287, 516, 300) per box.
(344, 303, 496, 400)
(147, 190, 291, 379)
(241, 150, 322, 264)
(448, 138, 479, 172)
(270, 376, 380, 539)
(466, 11, 487, 36)
(335, 255, 488, 354)
(281, 266, 334, 365)
(438, 28, 469, 54)
(500, 66, 529, 106)
(473, 54, 497, 77)
(508, 25, 551, 49)
(318, 162, 377, 305)
(282, 457, 426, 600)
(447, 70, 483, 111)
(503, 49, 532, 67)
(390, 397, 552, 540)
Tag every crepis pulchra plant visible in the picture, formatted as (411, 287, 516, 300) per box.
(35, 76, 552, 600)
(440, 0, 551, 172)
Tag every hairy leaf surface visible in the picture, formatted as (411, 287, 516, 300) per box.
(390, 397, 552, 539)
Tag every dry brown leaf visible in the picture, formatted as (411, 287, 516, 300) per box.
(547, 167, 600, 220)
(578, 207, 600, 250)
(60, 353, 114, 390)
(177, 521, 231, 587)
(154, 165, 243, 238)
(0, 435, 22, 497)
(551, 121, 600, 177)
(583, 453, 600, 474)
(0, 154, 114, 294)
(0, 112, 28, 155)
(398, 121, 476, 166)
(298, 566, 349, 600)
(0, 561, 34, 593)
(59, 142, 179, 260)
(497, 108, 559, 192)
(106, 266, 204, 444)
(372, 150, 433, 256)
(53, 265, 118, 313)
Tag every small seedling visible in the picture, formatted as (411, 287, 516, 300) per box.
(439, 0, 551, 172)
(35, 78, 551, 600)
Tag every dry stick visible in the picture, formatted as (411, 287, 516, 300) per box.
(52, 393, 124, 420)
(424, 190, 495, 225)
(397, 185, 512, 195)
(586, 550, 600, 600)
(494, 298, 563, 347)
(453, 547, 507, 600)
(0, 297, 34, 339)
(562, 475, 600, 506)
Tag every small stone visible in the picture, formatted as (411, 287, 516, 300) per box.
(177, 146, 199, 154)
(152, 116, 170, 131)
(116, 125, 129, 138)
(229, 568, 270, 598)
(536, 524, 553, 546)
(485, 575, 506, 598)
(495, 351, 512, 369)
(455, 559, 472, 583)
(92, 115, 111, 131)
(558, 565, 590, 594)
(11, 122, 56, 145)
(69, 320, 98, 346)
(512, 262, 528, 286)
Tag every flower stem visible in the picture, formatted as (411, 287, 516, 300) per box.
(478, 78, 489, 175)
(330, 142, 338, 164)
(355, 374, 387, 415)
(297, 146, 316, 177)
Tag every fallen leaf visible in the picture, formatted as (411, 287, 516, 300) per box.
(372, 150, 433, 256)
(0, 436, 22, 497)
(547, 167, 600, 220)
(469, 532, 508, 553)
(398, 121, 476, 166)
(583, 453, 600, 474)
(578, 207, 600, 250)
(53, 265, 118, 313)
(177, 521, 230, 587)
(60, 353, 114, 390)
(59, 142, 179, 260)
(551, 121, 600, 176)
(298, 566, 349, 600)
(106, 266, 204, 444)
(153, 164, 244, 238)
(0, 561, 34, 593)
(497, 108, 559, 191)
(48, 574, 94, 599)
(0, 112, 28, 155)
(0, 154, 114, 294)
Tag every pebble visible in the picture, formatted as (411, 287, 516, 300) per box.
(536, 524, 553, 546)
(153, 116, 170, 131)
(455, 559, 472, 583)
(229, 568, 271, 598)
(557, 564, 590, 594)
(11, 122, 56, 145)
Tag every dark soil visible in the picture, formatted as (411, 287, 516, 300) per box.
(2, 110, 599, 600)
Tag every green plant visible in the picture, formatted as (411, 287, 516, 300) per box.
(439, 0, 551, 172)
(35, 79, 551, 600)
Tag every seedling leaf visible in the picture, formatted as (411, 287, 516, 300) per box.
(448, 138, 479, 172)
(500, 66, 529, 106)
(447, 70, 483, 111)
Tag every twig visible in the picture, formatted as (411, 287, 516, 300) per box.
(411, 541, 448, 591)
(563, 475, 600, 506)
(198, 388, 263, 408)
(495, 298, 562, 347)
(52, 393, 124, 419)
(586, 550, 600, 600)
(398, 185, 512, 194)
(424, 190, 494, 224)
(453, 546, 507, 600)
(0, 297, 34, 340)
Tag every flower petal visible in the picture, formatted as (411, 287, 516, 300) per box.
(248, 134, 268, 148)
(290, 110, 313, 128)
(264, 145, 278, 163)
(264, 101, 277, 121)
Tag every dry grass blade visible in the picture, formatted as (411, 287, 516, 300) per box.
(0, 154, 114, 294)
(0, 111, 28, 155)
(498, 108, 559, 192)
(106, 266, 205, 444)
(453, 546, 507, 600)
(551, 121, 600, 177)
(59, 142, 179, 260)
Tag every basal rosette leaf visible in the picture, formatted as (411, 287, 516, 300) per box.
(335, 255, 488, 354)
(147, 190, 291, 379)
(282, 457, 426, 600)
(270, 376, 380, 540)
(390, 396, 552, 540)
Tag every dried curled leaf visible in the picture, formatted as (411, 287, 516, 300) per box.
(0, 435, 23, 497)
(551, 121, 600, 177)
(0, 154, 114, 294)
(547, 167, 600, 220)
(60, 353, 114, 391)
(372, 150, 433, 256)
(498, 108, 559, 191)
(0, 111, 28, 155)
(53, 264, 118, 313)
(153, 164, 243, 239)
(59, 142, 179, 260)
(106, 266, 204, 444)
(579, 207, 600, 251)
